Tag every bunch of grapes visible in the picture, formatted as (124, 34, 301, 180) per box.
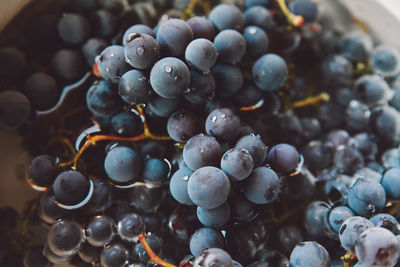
(1, 0, 400, 266)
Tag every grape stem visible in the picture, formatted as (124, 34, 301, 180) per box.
(58, 105, 171, 169)
(138, 233, 177, 267)
(291, 92, 330, 108)
(341, 251, 357, 267)
(276, 0, 304, 27)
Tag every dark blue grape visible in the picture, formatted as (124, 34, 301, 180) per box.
(89, 10, 117, 38)
(348, 178, 386, 217)
(209, 4, 244, 32)
(252, 54, 288, 91)
(118, 69, 152, 105)
(24, 72, 58, 111)
(321, 55, 353, 86)
(323, 174, 352, 205)
(221, 148, 254, 181)
(185, 38, 218, 71)
(117, 213, 144, 242)
(133, 234, 163, 263)
(235, 134, 267, 166)
(156, 19, 193, 57)
(355, 227, 400, 267)
(96, 45, 131, 84)
(300, 117, 321, 141)
(100, 243, 129, 267)
(57, 13, 90, 45)
(104, 146, 141, 183)
(189, 227, 225, 257)
(0, 47, 26, 80)
(183, 134, 222, 170)
(86, 215, 116, 247)
(187, 16, 216, 41)
(234, 81, 263, 107)
(281, 167, 316, 204)
(123, 24, 156, 46)
(188, 166, 230, 209)
(169, 167, 195, 205)
(24, 246, 51, 267)
(38, 192, 69, 224)
(289, 241, 330, 267)
(333, 145, 364, 175)
(48, 220, 84, 257)
(279, 225, 304, 254)
(53, 171, 90, 206)
(341, 31, 373, 63)
(28, 155, 58, 187)
(124, 33, 159, 70)
(325, 129, 350, 149)
(42, 243, 71, 264)
(83, 180, 111, 215)
(339, 216, 374, 253)
(318, 102, 345, 130)
(336, 87, 353, 106)
(243, 26, 269, 59)
(267, 143, 300, 174)
(382, 168, 400, 201)
(289, 0, 318, 23)
(381, 148, 400, 169)
(147, 95, 181, 117)
(370, 105, 400, 147)
(230, 195, 254, 222)
(244, 6, 274, 32)
(0, 90, 31, 128)
(212, 63, 243, 98)
(353, 133, 377, 161)
(130, 186, 165, 213)
(345, 100, 370, 132)
(353, 74, 392, 106)
(78, 242, 102, 264)
(142, 158, 169, 183)
(214, 30, 246, 64)
(370, 213, 400, 235)
(167, 110, 200, 142)
(52, 49, 85, 82)
(302, 141, 331, 172)
(111, 111, 142, 137)
(327, 206, 354, 234)
(304, 201, 330, 240)
(245, 0, 273, 9)
(242, 166, 280, 204)
(192, 248, 233, 267)
(371, 45, 400, 77)
(197, 201, 230, 228)
(206, 108, 240, 142)
(184, 70, 215, 104)
(71, 0, 98, 12)
(82, 38, 108, 66)
(150, 57, 190, 98)
(86, 80, 121, 118)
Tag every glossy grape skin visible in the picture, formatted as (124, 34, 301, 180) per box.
(86, 80, 121, 118)
(333, 145, 364, 175)
(111, 111, 142, 137)
(341, 31, 373, 63)
(48, 220, 84, 257)
(0, 47, 26, 80)
(124, 33, 159, 70)
(187, 16, 216, 41)
(53, 171, 90, 206)
(214, 30, 246, 65)
(243, 26, 269, 59)
(244, 6, 274, 32)
(355, 227, 400, 267)
(156, 19, 193, 57)
(123, 24, 155, 45)
(192, 248, 233, 267)
(38, 192, 69, 224)
(267, 143, 300, 174)
(83, 180, 111, 215)
(327, 206, 354, 234)
(100, 243, 129, 267)
(52, 49, 85, 82)
(130, 186, 165, 213)
(252, 54, 288, 91)
(86, 215, 116, 247)
(245, 0, 273, 9)
(78, 242, 102, 264)
(185, 38, 218, 72)
(209, 4, 244, 32)
(89, 10, 116, 38)
(24, 72, 58, 111)
(197, 201, 230, 228)
(212, 63, 243, 98)
(353, 74, 392, 107)
(304, 201, 330, 240)
(370, 213, 400, 235)
(371, 45, 400, 77)
(147, 95, 181, 117)
(190, 228, 225, 257)
(230, 195, 254, 222)
(184, 70, 215, 104)
(348, 178, 386, 216)
(354, 168, 382, 183)
(339, 216, 374, 253)
(133, 234, 163, 263)
(117, 213, 144, 242)
(242, 167, 280, 204)
(81, 38, 108, 66)
(28, 155, 58, 187)
(221, 148, 254, 181)
(188, 166, 230, 209)
(142, 158, 169, 183)
(289, 0, 318, 23)
(235, 134, 267, 166)
(321, 55, 353, 87)
(57, 13, 89, 45)
(150, 57, 190, 99)
(289, 241, 330, 267)
(183, 134, 222, 170)
(167, 110, 200, 142)
(382, 168, 400, 200)
(104, 146, 141, 183)
(345, 100, 370, 132)
(119, 70, 151, 105)
(0, 90, 30, 128)
(96, 45, 131, 84)
(206, 108, 240, 142)
(169, 167, 195, 205)
(234, 81, 263, 107)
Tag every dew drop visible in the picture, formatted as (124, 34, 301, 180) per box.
(174, 75, 181, 81)
(211, 116, 217, 122)
(136, 47, 145, 56)
(139, 76, 147, 81)
(105, 67, 110, 72)
(184, 88, 191, 94)
(200, 147, 204, 153)
(221, 113, 226, 119)
(249, 27, 257, 34)
(165, 65, 172, 73)
(110, 53, 114, 57)
(183, 175, 189, 181)
(367, 204, 376, 213)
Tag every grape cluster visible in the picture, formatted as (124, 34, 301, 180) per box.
(2, 0, 400, 266)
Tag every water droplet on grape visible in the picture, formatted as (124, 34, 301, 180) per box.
(165, 65, 172, 73)
(174, 75, 181, 81)
(211, 116, 217, 122)
(221, 113, 226, 119)
(249, 27, 257, 34)
(183, 175, 189, 181)
(139, 76, 147, 81)
(136, 47, 145, 56)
